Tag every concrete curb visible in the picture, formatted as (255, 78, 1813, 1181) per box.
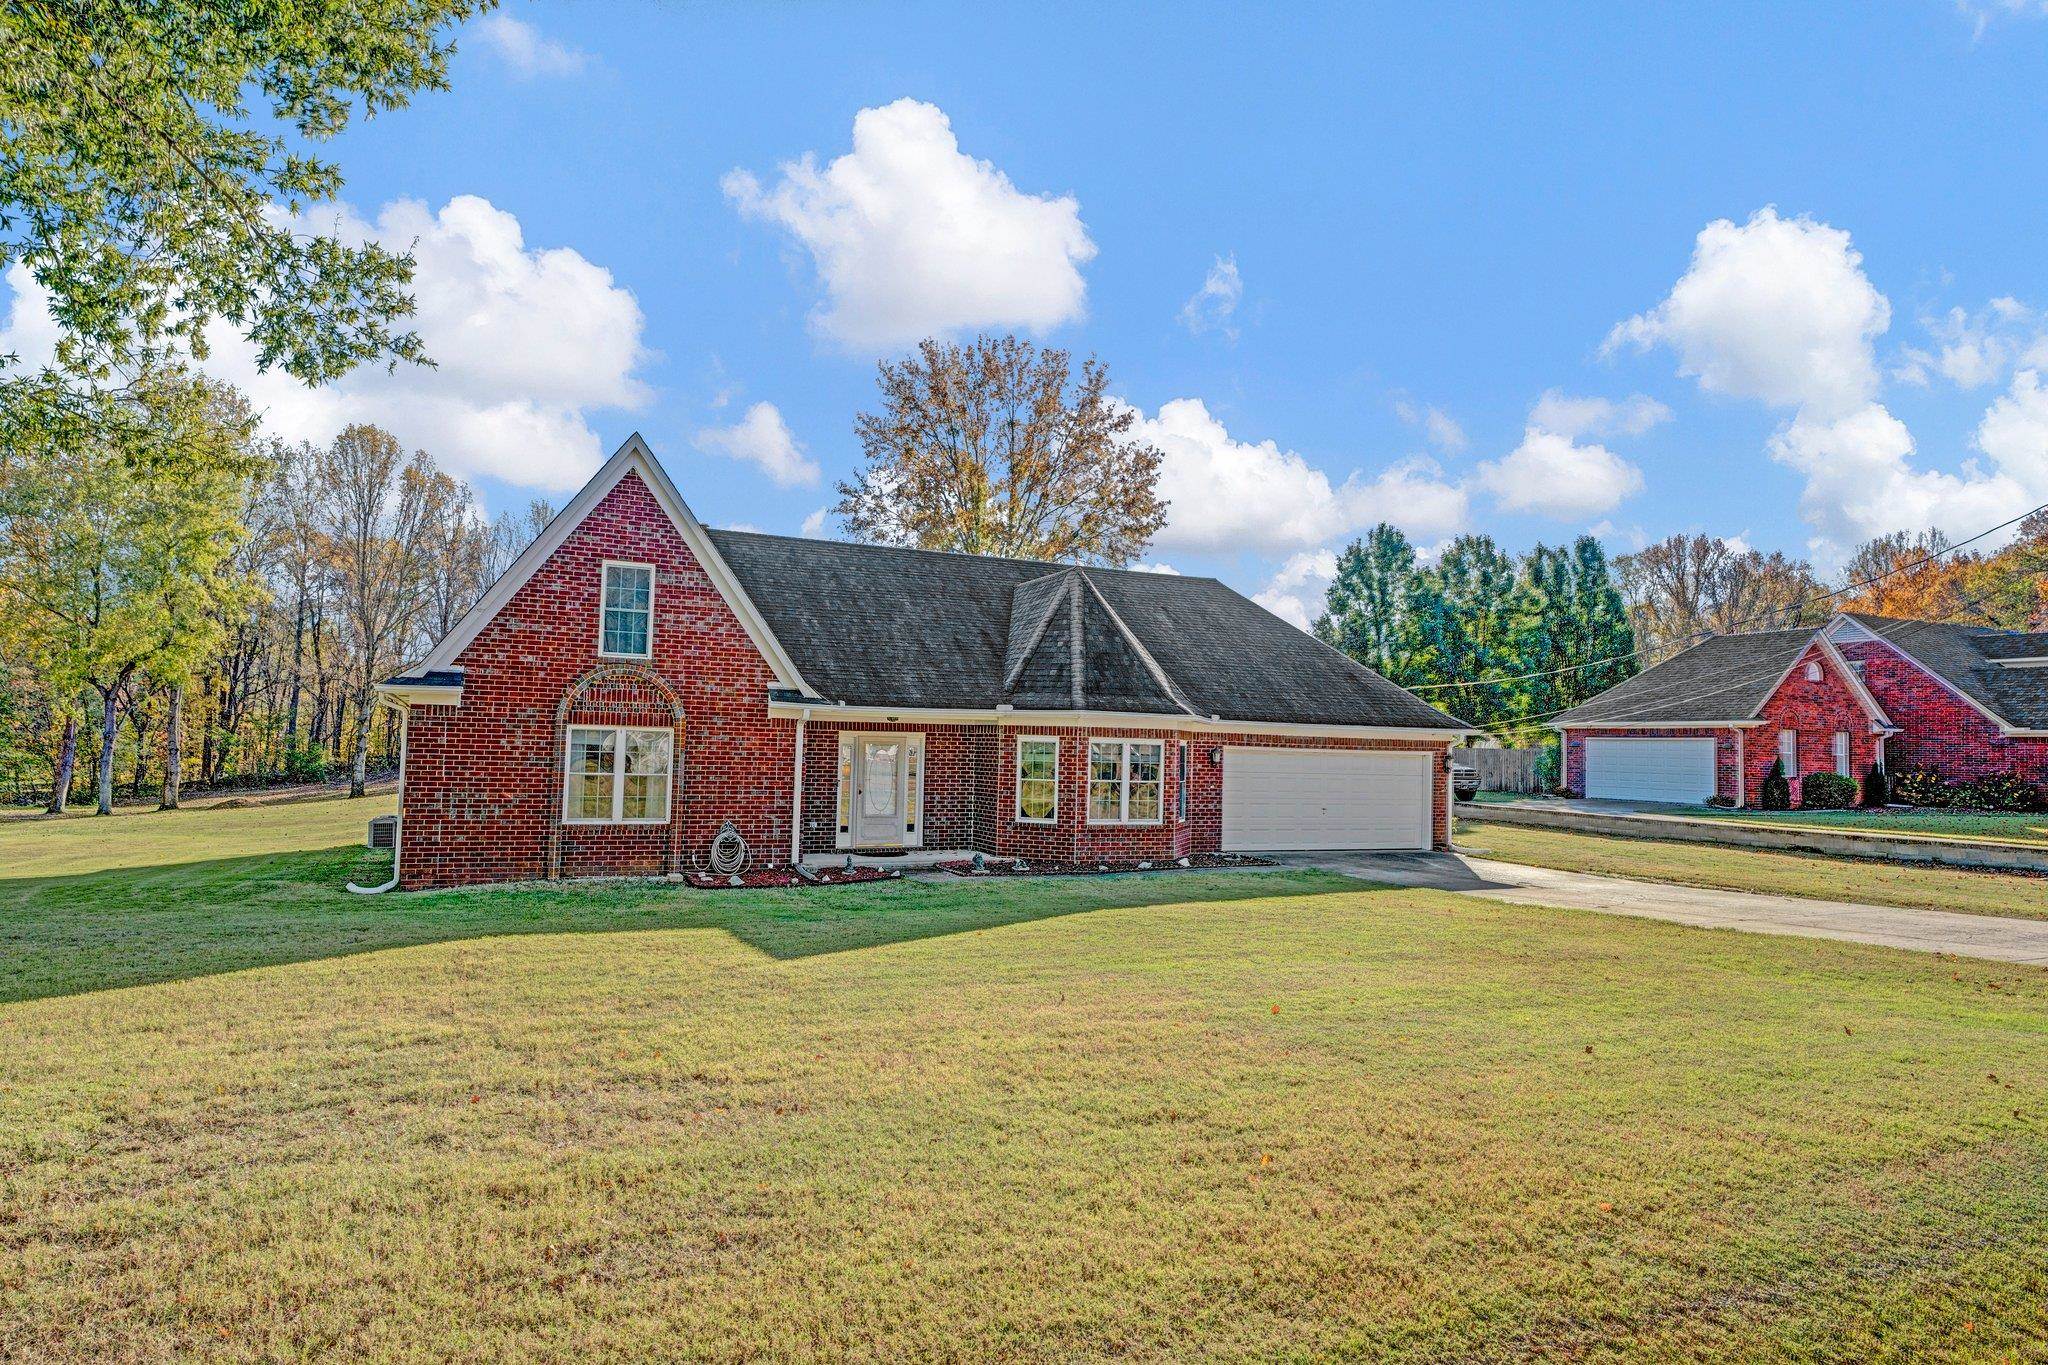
(1459, 802, 2048, 876)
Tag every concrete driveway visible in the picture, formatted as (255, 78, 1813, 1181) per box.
(1277, 850, 2048, 966)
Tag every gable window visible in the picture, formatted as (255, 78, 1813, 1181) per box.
(1778, 729, 1797, 776)
(1017, 737, 1059, 823)
(1088, 739, 1164, 824)
(564, 725, 672, 824)
(1833, 731, 1851, 777)
(1804, 661, 1822, 682)
(600, 561, 654, 658)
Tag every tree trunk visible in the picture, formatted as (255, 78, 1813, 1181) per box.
(94, 679, 125, 816)
(161, 686, 184, 810)
(49, 714, 77, 815)
(349, 687, 370, 798)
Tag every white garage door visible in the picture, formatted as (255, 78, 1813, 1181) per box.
(1221, 748, 1433, 851)
(1582, 737, 1716, 804)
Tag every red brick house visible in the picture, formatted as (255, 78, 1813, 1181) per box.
(375, 436, 1471, 889)
(1553, 613, 2048, 806)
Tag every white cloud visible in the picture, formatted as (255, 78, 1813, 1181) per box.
(472, 12, 590, 78)
(1178, 255, 1242, 338)
(0, 264, 61, 369)
(1607, 207, 1889, 421)
(694, 401, 820, 487)
(1768, 402, 2026, 558)
(1129, 561, 1181, 574)
(1395, 397, 1469, 453)
(800, 507, 830, 537)
(1614, 205, 2045, 559)
(1253, 549, 1339, 632)
(1131, 397, 1468, 555)
(1526, 389, 1672, 439)
(1893, 298, 2047, 390)
(1476, 427, 1644, 518)
(0, 197, 651, 494)
(724, 98, 1095, 350)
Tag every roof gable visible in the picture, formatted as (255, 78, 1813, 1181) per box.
(1553, 628, 1816, 727)
(414, 434, 807, 690)
(1833, 612, 2048, 733)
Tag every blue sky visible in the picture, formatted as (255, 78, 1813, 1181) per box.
(11, 0, 2048, 625)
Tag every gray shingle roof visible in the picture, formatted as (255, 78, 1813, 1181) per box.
(1552, 628, 1816, 727)
(1841, 613, 2048, 730)
(703, 529, 1466, 730)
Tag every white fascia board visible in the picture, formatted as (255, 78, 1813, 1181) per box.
(1553, 720, 1757, 730)
(415, 434, 810, 694)
(375, 681, 462, 707)
(765, 697, 1466, 741)
(1813, 633, 1895, 729)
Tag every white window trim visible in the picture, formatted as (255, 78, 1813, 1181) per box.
(1176, 740, 1190, 822)
(562, 723, 673, 825)
(1086, 738, 1166, 826)
(1804, 661, 1822, 681)
(597, 559, 656, 660)
(1015, 735, 1059, 824)
(1832, 731, 1851, 778)
(1777, 729, 1797, 775)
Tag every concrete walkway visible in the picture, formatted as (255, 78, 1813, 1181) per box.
(1280, 851, 2048, 966)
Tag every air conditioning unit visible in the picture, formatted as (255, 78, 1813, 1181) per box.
(367, 814, 399, 850)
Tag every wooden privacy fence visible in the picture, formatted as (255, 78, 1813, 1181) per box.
(1451, 746, 1542, 793)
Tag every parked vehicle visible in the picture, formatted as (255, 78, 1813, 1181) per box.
(1452, 763, 1480, 802)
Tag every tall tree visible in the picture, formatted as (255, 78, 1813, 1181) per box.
(1839, 529, 1984, 622)
(1401, 535, 1526, 732)
(0, 365, 261, 814)
(319, 424, 450, 797)
(1967, 509, 2048, 630)
(1616, 534, 1827, 659)
(0, 0, 484, 417)
(836, 335, 1168, 565)
(1512, 537, 1638, 725)
(1315, 524, 1421, 684)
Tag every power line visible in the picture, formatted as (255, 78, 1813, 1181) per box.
(1401, 499, 2047, 695)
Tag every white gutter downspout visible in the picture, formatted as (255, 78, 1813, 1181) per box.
(347, 698, 409, 894)
(789, 707, 809, 866)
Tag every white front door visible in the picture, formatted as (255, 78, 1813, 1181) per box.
(1582, 737, 1717, 804)
(853, 738, 906, 846)
(1220, 748, 1433, 851)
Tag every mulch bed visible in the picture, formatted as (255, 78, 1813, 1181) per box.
(681, 866, 902, 890)
(935, 852, 1276, 878)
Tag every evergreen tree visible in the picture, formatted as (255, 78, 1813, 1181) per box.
(1402, 535, 1525, 731)
(1314, 523, 1420, 684)
(1511, 537, 1638, 728)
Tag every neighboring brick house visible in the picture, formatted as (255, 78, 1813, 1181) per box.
(375, 436, 1471, 889)
(1552, 612, 2048, 806)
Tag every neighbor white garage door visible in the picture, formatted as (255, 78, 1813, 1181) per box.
(1581, 737, 1717, 804)
(1221, 748, 1433, 851)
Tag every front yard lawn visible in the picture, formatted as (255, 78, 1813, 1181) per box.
(4, 800, 2047, 1360)
(1457, 819, 2048, 919)
(1672, 805, 2048, 846)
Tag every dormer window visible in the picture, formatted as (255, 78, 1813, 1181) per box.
(600, 562, 654, 658)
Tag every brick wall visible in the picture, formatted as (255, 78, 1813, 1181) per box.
(1561, 727, 1741, 803)
(1748, 642, 1880, 805)
(1839, 638, 2048, 785)
(399, 470, 793, 889)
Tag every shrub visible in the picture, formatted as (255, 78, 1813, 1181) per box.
(1705, 794, 1737, 809)
(280, 742, 331, 784)
(1891, 764, 1949, 808)
(1534, 741, 1560, 793)
(1760, 759, 1791, 810)
(1861, 763, 1889, 808)
(1799, 771, 1857, 809)
(1952, 771, 2047, 813)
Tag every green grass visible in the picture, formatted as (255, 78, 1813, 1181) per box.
(4, 803, 2048, 1360)
(1461, 794, 2048, 845)
(1670, 805, 2048, 847)
(1457, 819, 2048, 920)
